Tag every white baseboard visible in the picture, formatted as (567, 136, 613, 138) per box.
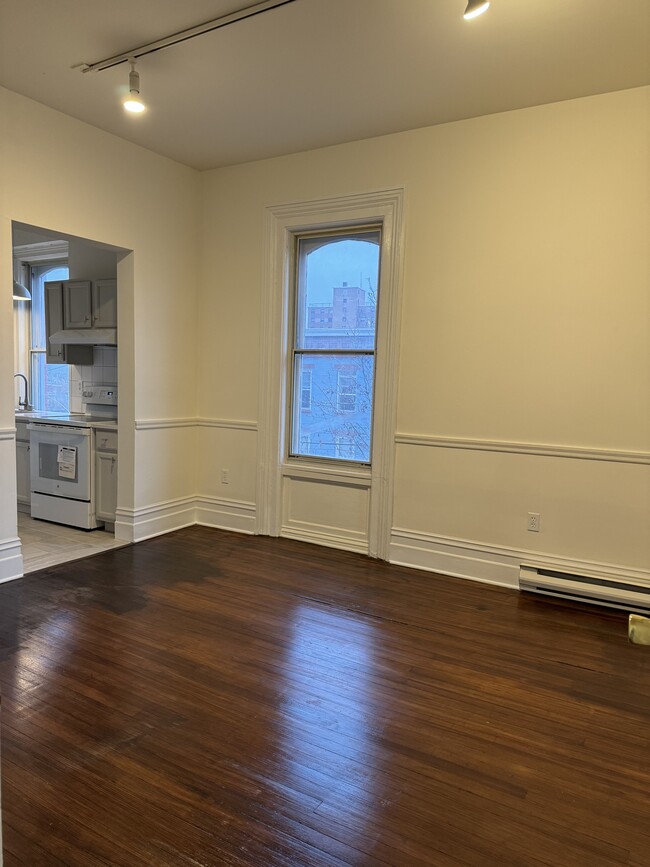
(0, 536, 24, 584)
(389, 527, 650, 589)
(115, 496, 196, 543)
(196, 496, 256, 534)
(281, 520, 368, 554)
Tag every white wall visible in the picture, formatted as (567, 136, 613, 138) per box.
(0, 86, 201, 572)
(1, 83, 647, 587)
(198, 86, 650, 584)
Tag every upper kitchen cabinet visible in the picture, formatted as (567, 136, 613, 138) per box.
(92, 279, 117, 328)
(63, 280, 92, 328)
(45, 281, 93, 365)
(64, 279, 117, 329)
(45, 281, 66, 363)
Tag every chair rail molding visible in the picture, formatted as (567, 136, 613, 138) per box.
(395, 433, 650, 465)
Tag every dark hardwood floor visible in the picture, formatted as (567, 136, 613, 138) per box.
(0, 526, 648, 866)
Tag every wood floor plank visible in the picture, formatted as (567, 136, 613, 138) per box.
(0, 525, 648, 865)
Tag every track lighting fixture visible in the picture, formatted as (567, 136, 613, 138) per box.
(123, 59, 145, 114)
(13, 280, 31, 302)
(464, 0, 490, 19)
(81, 2, 298, 113)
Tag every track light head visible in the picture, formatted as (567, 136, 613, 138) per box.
(123, 59, 145, 113)
(464, 0, 490, 19)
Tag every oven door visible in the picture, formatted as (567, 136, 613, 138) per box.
(28, 424, 92, 501)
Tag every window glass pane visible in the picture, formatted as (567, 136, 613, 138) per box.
(291, 354, 374, 463)
(30, 264, 69, 412)
(31, 265, 67, 350)
(296, 233, 380, 351)
(32, 352, 70, 413)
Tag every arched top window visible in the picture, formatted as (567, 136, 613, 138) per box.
(14, 261, 70, 413)
(289, 227, 381, 464)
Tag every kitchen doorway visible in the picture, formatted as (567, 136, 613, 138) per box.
(12, 222, 127, 574)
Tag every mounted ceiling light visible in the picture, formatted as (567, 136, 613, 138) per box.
(80, 0, 297, 115)
(123, 59, 145, 113)
(13, 280, 31, 302)
(464, 0, 490, 19)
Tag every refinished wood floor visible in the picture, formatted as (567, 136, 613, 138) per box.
(0, 526, 648, 866)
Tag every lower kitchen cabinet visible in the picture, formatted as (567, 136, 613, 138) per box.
(16, 422, 30, 509)
(95, 430, 118, 523)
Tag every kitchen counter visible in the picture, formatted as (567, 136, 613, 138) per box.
(15, 412, 117, 430)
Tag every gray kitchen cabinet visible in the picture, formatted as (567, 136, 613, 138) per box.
(95, 429, 117, 523)
(15, 422, 30, 508)
(63, 278, 117, 330)
(64, 280, 93, 328)
(92, 279, 117, 327)
(45, 281, 66, 363)
(44, 281, 93, 365)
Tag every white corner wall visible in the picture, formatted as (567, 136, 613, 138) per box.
(0, 86, 201, 566)
(1, 83, 648, 587)
(198, 86, 650, 585)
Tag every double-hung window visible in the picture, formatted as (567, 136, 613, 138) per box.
(289, 227, 381, 464)
(14, 261, 70, 412)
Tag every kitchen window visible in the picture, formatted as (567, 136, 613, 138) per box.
(288, 227, 381, 464)
(14, 262, 70, 412)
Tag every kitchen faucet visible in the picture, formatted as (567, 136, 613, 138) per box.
(14, 373, 33, 412)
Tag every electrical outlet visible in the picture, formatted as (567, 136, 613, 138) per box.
(527, 512, 541, 532)
(221, 469, 229, 485)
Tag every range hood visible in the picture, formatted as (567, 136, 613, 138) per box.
(49, 328, 117, 346)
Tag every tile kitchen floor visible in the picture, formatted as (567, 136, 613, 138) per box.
(18, 512, 128, 573)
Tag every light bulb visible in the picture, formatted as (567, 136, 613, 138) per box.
(123, 59, 145, 113)
(124, 96, 145, 113)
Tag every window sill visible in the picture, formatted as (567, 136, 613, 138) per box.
(281, 460, 371, 487)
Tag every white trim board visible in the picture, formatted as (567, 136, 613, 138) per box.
(14, 240, 68, 263)
(281, 463, 371, 486)
(135, 418, 258, 431)
(0, 536, 24, 584)
(198, 418, 257, 431)
(135, 418, 197, 430)
(0, 429, 15, 441)
(395, 434, 650, 465)
(389, 527, 650, 590)
(281, 520, 369, 555)
(115, 495, 257, 542)
(196, 496, 256, 534)
(115, 496, 196, 543)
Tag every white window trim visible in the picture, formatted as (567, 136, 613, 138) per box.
(257, 188, 405, 559)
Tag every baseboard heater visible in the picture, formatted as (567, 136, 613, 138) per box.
(519, 565, 650, 614)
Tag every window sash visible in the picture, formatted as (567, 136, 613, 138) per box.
(288, 227, 381, 466)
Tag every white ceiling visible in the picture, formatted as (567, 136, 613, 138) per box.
(1, 0, 648, 171)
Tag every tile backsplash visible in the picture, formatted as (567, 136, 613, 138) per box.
(69, 347, 118, 412)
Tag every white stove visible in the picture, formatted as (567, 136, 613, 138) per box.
(28, 384, 117, 529)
